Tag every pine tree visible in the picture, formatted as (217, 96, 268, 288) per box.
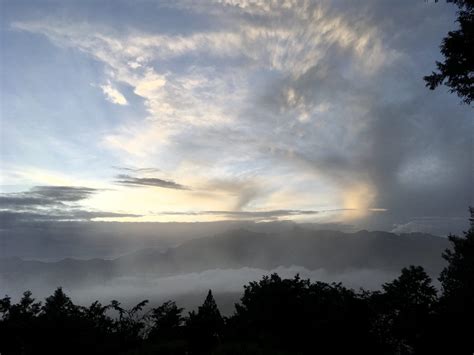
(186, 290, 224, 353)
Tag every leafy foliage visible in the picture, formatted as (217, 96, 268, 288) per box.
(424, 0, 474, 104)
(439, 207, 474, 298)
(371, 266, 438, 354)
(436, 207, 474, 354)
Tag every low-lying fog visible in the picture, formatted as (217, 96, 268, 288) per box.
(2, 266, 400, 315)
(1, 221, 450, 315)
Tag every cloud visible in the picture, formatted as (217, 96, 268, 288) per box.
(197, 178, 264, 211)
(112, 166, 161, 174)
(89, 265, 396, 299)
(0, 210, 140, 225)
(0, 195, 60, 209)
(6, 1, 472, 233)
(158, 208, 353, 221)
(99, 84, 128, 105)
(115, 174, 189, 190)
(391, 216, 469, 236)
(0, 186, 99, 209)
(30, 186, 99, 201)
(1, 266, 399, 311)
(0, 186, 140, 223)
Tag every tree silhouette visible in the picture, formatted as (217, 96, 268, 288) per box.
(110, 299, 149, 351)
(439, 207, 474, 298)
(42, 287, 78, 318)
(186, 290, 224, 353)
(232, 274, 377, 354)
(0, 291, 41, 355)
(437, 207, 474, 354)
(372, 266, 437, 354)
(382, 266, 437, 307)
(81, 300, 113, 333)
(148, 300, 184, 340)
(424, 0, 474, 104)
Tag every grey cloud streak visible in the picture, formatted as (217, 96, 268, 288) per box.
(0, 210, 140, 225)
(112, 166, 161, 174)
(0, 186, 100, 209)
(0, 186, 140, 223)
(31, 186, 98, 201)
(158, 209, 353, 220)
(115, 174, 189, 190)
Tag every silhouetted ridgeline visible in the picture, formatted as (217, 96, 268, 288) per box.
(1, 210, 473, 355)
(0, 228, 448, 289)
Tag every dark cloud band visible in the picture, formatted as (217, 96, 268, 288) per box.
(0, 186, 140, 223)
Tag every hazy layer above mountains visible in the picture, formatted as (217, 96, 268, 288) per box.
(0, 222, 449, 312)
(0, 220, 356, 260)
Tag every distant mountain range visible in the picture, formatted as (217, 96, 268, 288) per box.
(0, 227, 450, 291)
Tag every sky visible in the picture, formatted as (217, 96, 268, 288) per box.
(0, 0, 472, 235)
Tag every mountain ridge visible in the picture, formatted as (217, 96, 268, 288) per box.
(0, 227, 449, 291)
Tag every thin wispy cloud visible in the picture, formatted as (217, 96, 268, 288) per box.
(112, 166, 161, 174)
(115, 174, 189, 190)
(157, 208, 354, 220)
(0, 210, 140, 224)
